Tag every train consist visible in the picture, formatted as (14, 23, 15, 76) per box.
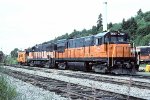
(136, 46, 150, 63)
(17, 32, 140, 74)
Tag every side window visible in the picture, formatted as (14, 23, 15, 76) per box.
(75, 38, 84, 48)
(54, 44, 57, 50)
(99, 38, 102, 45)
(105, 37, 107, 43)
(68, 40, 72, 48)
(80, 38, 84, 47)
(57, 42, 66, 53)
(96, 38, 99, 45)
(95, 37, 102, 45)
(141, 48, 148, 55)
(68, 40, 76, 48)
(85, 37, 94, 46)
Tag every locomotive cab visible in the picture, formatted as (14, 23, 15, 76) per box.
(104, 32, 129, 44)
(104, 32, 138, 74)
(104, 32, 131, 58)
(94, 32, 139, 74)
(17, 51, 28, 65)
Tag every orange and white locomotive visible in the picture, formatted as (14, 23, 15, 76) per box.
(18, 32, 139, 74)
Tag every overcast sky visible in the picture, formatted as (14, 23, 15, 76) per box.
(0, 0, 150, 54)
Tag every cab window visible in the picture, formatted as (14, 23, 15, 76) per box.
(105, 35, 128, 43)
(96, 37, 102, 45)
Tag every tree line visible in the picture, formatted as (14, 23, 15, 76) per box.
(45, 9, 150, 46)
(5, 9, 150, 61)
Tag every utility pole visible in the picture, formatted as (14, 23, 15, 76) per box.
(103, 1, 107, 31)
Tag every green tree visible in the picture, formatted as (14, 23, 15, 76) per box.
(121, 18, 127, 30)
(109, 23, 121, 31)
(41, 9, 150, 47)
(144, 11, 150, 22)
(139, 34, 150, 45)
(0, 51, 4, 63)
(80, 29, 88, 37)
(97, 13, 103, 32)
(121, 17, 137, 41)
(54, 33, 69, 40)
(10, 48, 19, 58)
(136, 18, 146, 27)
(136, 23, 150, 36)
(108, 22, 113, 30)
(137, 9, 143, 16)
(91, 26, 97, 35)
(128, 17, 138, 35)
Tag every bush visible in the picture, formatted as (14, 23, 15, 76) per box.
(136, 23, 150, 36)
(140, 34, 150, 45)
(4, 56, 18, 65)
(109, 23, 121, 31)
(0, 75, 17, 100)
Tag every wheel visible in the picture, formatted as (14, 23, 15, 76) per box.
(58, 63, 67, 70)
(92, 64, 107, 73)
(48, 58, 56, 68)
(84, 62, 92, 72)
(135, 65, 139, 71)
(29, 61, 34, 67)
(44, 62, 49, 68)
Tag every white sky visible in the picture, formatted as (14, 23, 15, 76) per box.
(0, 0, 150, 54)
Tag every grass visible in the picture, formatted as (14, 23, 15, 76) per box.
(0, 75, 17, 100)
(4, 56, 18, 65)
(0, 66, 17, 100)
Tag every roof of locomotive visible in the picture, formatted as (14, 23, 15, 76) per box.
(30, 42, 56, 51)
(56, 39, 67, 43)
(95, 31, 127, 37)
(56, 32, 110, 43)
(95, 32, 108, 37)
(24, 31, 129, 50)
(68, 35, 94, 41)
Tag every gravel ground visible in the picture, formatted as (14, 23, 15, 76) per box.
(26, 66, 150, 84)
(2, 66, 150, 99)
(16, 65, 150, 83)
(0, 73, 66, 100)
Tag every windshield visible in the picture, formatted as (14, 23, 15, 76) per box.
(105, 35, 128, 43)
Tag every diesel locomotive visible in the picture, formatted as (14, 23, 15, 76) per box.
(17, 32, 140, 74)
(136, 46, 150, 63)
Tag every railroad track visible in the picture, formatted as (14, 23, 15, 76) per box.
(1, 65, 150, 99)
(0, 68, 139, 100)
(10, 64, 150, 90)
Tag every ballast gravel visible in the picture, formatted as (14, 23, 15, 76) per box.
(0, 73, 66, 100)
(24, 65, 150, 84)
(43, 68, 150, 84)
(2, 66, 150, 99)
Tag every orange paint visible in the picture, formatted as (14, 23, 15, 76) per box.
(17, 51, 27, 63)
(56, 44, 132, 59)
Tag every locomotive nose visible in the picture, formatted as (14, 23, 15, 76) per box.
(113, 44, 131, 58)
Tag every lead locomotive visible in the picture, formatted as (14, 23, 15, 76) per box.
(17, 32, 139, 74)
